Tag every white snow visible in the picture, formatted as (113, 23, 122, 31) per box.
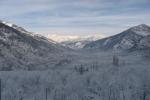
(103, 38, 110, 46)
(2, 21, 13, 27)
(75, 42, 84, 48)
(131, 24, 150, 36)
(120, 38, 134, 49)
(43, 34, 103, 43)
(134, 30, 150, 36)
(113, 38, 134, 50)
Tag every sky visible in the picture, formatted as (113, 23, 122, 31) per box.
(0, 0, 150, 37)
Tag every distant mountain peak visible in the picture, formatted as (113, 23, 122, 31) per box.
(135, 24, 149, 27)
(131, 24, 149, 30)
(129, 24, 150, 36)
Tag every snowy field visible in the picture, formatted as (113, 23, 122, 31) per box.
(0, 51, 150, 100)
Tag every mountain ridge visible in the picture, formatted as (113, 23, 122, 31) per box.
(0, 21, 66, 70)
(84, 24, 150, 51)
(61, 34, 102, 49)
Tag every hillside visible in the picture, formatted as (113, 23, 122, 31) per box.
(0, 21, 66, 70)
(84, 24, 150, 51)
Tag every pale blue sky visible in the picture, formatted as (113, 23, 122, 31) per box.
(0, 0, 150, 36)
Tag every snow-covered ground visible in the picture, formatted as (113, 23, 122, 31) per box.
(0, 51, 150, 100)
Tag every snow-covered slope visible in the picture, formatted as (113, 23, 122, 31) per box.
(0, 21, 66, 70)
(139, 35, 150, 49)
(84, 24, 150, 51)
(61, 40, 90, 49)
(61, 35, 102, 49)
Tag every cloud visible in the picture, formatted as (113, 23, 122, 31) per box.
(0, 0, 150, 36)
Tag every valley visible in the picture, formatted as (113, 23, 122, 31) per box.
(0, 21, 150, 100)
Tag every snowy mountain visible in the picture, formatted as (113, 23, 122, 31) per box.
(42, 34, 103, 43)
(1, 22, 150, 100)
(61, 40, 91, 49)
(84, 24, 150, 51)
(61, 35, 102, 49)
(0, 21, 66, 70)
